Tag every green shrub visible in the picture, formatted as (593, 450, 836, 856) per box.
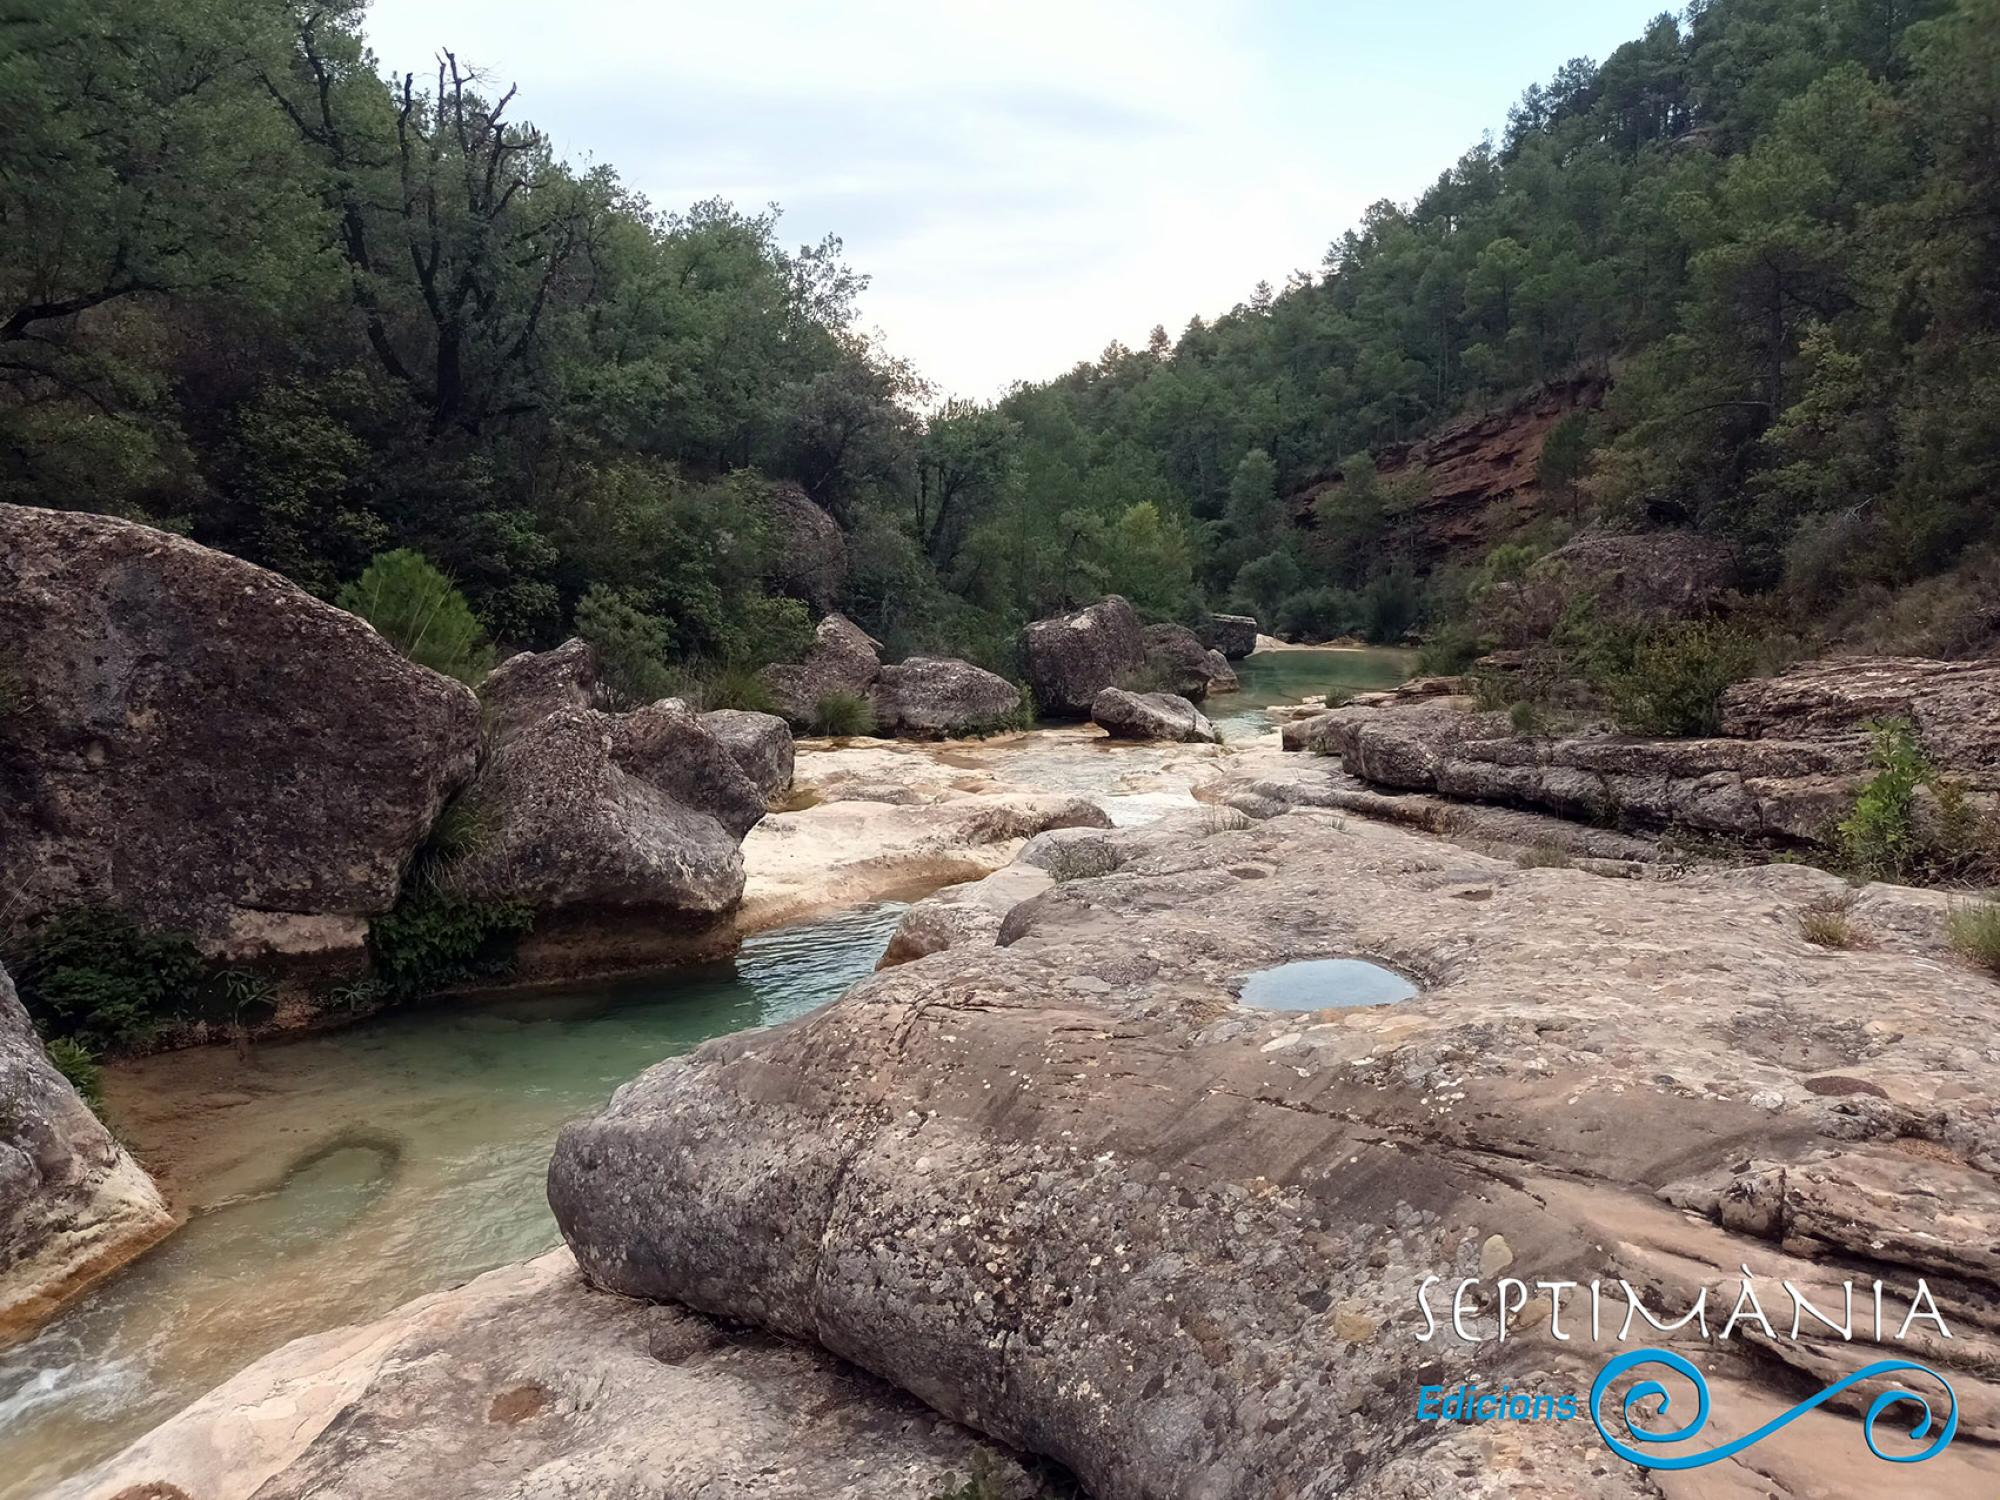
(11, 908, 208, 1052)
(696, 662, 778, 714)
(337, 549, 495, 685)
(1508, 699, 1545, 736)
(811, 690, 876, 737)
(1799, 895, 1859, 949)
(1837, 721, 1930, 881)
(368, 887, 534, 998)
(575, 584, 677, 708)
(1275, 586, 1358, 642)
(46, 1038, 104, 1113)
(1948, 901, 2000, 975)
(1600, 621, 1757, 737)
(1416, 618, 1482, 676)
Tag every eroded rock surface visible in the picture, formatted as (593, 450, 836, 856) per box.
(760, 615, 884, 729)
(872, 658, 1022, 737)
(53, 1250, 1041, 1500)
(1091, 687, 1219, 744)
(0, 961, 173, 1336)
(1140, 623, 1231, 700)
(1204, 613, 1259, 660)
(551, 807, 2000, 1500)
(1022, 596, 1145, 717)
(1286, 655, 2000, 846)
(0, 504, 480, 967)
(757, 480, 848, 611)
(701, 709, 795, 805)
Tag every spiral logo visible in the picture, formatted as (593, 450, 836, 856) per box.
(1589, 1349, 1958, 1470)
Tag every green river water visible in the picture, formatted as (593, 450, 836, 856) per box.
(0, 646, 1412, 1496)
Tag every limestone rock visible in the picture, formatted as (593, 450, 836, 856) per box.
(1141, 623, 1232, 701)
(759, 615, 883, 729)
(1090, 687, 1219, 744)
(481, 638, 597, 738)
(451, 677, 765, 924)
(1531, 531, 1738, 620)
(1205, 613, 1260, 660)
(550, 811, 2000, 1499)
(1021, 595, 1145, 717)
(1202, 649, 1240, 693)
(871, 658, 1022, 737)
(700, 709, 795, 804)
(0, 961, 174, 1337)
(52, 1249, 1038, 1500)
(756, 481, 848, 611)
(1721, 655, 2000, 789)
(0, 504, 480, 966)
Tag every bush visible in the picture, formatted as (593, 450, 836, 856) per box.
(10, 907, 209, 1053)
(1948, 901, 2000, 975)
(337, 549, 494, 685)
(1508, 699, 1546, 736)
(1516, 841, 1573, 869)
(1416, 618, 1482, 675)
(575, 584, 676, 708)
(695, 662, 778, 714)
(1837, 721, 1930, 881)
(1600, 621, 1757, 737)
(1274, 586, 1358, 642)
(368, 887, 534, 998)
(811, 690, 876, 737)
(46, 1038, 104, 1113)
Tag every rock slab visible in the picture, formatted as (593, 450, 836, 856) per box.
(1090, 687, 1219, 744)
(872, 658, 1022, 737)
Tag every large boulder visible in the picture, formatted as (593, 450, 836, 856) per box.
(759, 615, 882, 730)
(1090, 687, 1219, 744)
(0, 961, 174, 1337)
(1021, 595, 1146, 717)
(451, 646, 767, 947)
(755, 481, 848, 612)
(0, 505, 480, 967)
(52, 1249, 1040, 1500)
(871, 658, 1022, 737)
(1204, 612, 1259, 659)
(1140, 622, 1232, 700)
(550, 813, 2000, 1497)
(1536, 530, 1738, 619)
(481, 638, 599, 736)
(700, 709, 795, 804)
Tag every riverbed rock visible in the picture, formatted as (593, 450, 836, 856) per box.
(759, 615, 883, 729)
(871, 658, 1022, 737)
(1287, 654, 2000, 846)
(52, 1248, 1040, 1500)
(0, 504, 480, 967)
(0, 961, 174, 1338)
(1021, 595, 1146, 717)
(481, 637, 598, 736)
(449, 683, 766, 940)
(757, 480, 848, 611)
(1140, 623, 1230, 700)
(701, 709, 795, 804)
(549, 808, 2000, 1500)
(1205, 613, 1260, 659)
(1202, 649, 1239, 693)
(1089, 687, 1219, 744)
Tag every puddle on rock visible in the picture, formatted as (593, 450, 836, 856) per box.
(1237, 958, 1419, 1010)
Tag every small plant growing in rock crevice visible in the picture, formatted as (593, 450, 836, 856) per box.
(45, 1037, 104, 1113)
(1948, 901, 2000, 976)
(1834, 720, 1996, 885)
(1799, 894, 1861, 949)
(1515, 841, 1573, 869)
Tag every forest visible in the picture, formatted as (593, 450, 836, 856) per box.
(4, 0, 1997, 694)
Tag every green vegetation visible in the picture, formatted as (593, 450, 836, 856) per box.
(691, 663, 779, 715)
(811, 691, 877, 738)
(337, 549, 494, 684)
(45, 1038, 104, 1113)
(1834, 720, 1996, 882)
(368, 887, 534, 998)
(1600, 622, 1759, 737)
(4, 0, 1996, 688)
(1948, 901, 2000, 976)
(1516, 842, 1574, 869)
(7, 908, 208, 1053)
(1799, 895, 1860, 949)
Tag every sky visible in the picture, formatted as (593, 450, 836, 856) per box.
(362, 0, 1674, 400)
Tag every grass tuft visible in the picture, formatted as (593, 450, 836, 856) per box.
(1947, 900, 2000, 976)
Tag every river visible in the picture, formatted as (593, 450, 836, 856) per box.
(0, 646, 1411, 1497)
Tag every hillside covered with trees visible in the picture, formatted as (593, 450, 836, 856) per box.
(5, 0, 1997, 691)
